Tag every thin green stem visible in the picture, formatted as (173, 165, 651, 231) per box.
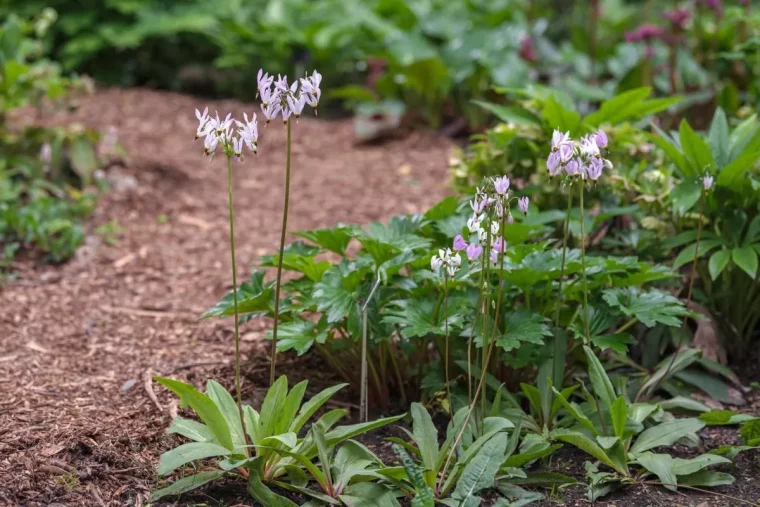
(579, 183, 591, 343)
(551, 192, 573, 386)
(271, 120, 292, 386)
(226, 156, 246, 447)
(642, 194, 704, 400)
(616, 318, 638, 335)
(444, 275, 452, 415)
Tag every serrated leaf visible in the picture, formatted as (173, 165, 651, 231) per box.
(602, 288, 688, 328)
(202, 271, 273, 319)
(295, 227, 354, 255)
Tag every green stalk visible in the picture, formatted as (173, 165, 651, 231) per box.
(226, 155, 246, 444)
(552, 192, 573, 380)
(579, 182, 591, 343)
(271, 120, 292, 386)
(444, 274, 452, 415)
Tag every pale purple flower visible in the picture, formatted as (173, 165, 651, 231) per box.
(491, 236, 506, 253)
(281, 105, 293, 124)
(232, 137, 244, 160)
(547, 151, 562, 176)
(703, 175, 714, 190)
(259, 86, 278, 107)
(466, 243, 483, 261)
(565, 159, 581, 176)
(287, 94, 307, 119)
(203, 132, 219, 156)
(453, 235, 468, 251)
(257, 69, 273, 96)
(518, 196, 529, 215)
(490, 250, 498, 263)
(587, 157, 603, 181)
(300, 70, 322, 110)
(274, 74, 290, 93)
(495, 201, 504, 218)
(551, 129, 574, 162)
(470, 197, 487, 214)
(261, 102, 281, 124)
(493, 176, 510, 195)
(580, 136, 600, 159)
(195, 107, 211, 139)
(236, 113, 258, 154)
(592, 129, 608, 149)
(507, 214, 514, 225)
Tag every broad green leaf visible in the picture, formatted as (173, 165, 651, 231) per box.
(708, 107, 730, 168)
(677, 470, 735, 487)
(602, 288, 688, 328)
(717, 146, 760, 189)
(679, 120, 715, 173)
(673, 239, 722, 269)
(154, 377, 233, 450)
(634, 452, 677, 491)
(583, 87, 651, 126)
(295, 227, 354, 255)
(745, 215, 760, 245)
(639, 348, 700, 396)
(550, 430, 625, 475)
(158, 442, 231, 475)
(168, 417, 215, 443)
(520, 383, 543, 418)
(393, 444, 434, 507)
(453, 433, 507, 503)
(278, 380, 308, 435)
(675, 370, 745, 405)
(699, 409, 758, 426)
(670, 178, 702, 215)
(740, 419, 760, 445)
(732, 246, 758, 279)
(709, 445, 758, 460)
(423, 196, 459, 221)
(503, 444, 562, 468)
(411, 403, 439, 471)
(201, 271, 273, 319)
(630, 419, 705, 455)
(340, 482, 401, 507)
(152, 470, 226, 500)
(273, 320, 320, 356)
(472, 100, 542, 126)
(260, 376, 289, 439)
(291, 383, 348, 433)
(206, 380, 247, 454)
(583, 345, 616, 409)
(611, 397, 627, 438)
(483, 310, 551, 352)
(659, 396, 710, 413)
(542, 95, 581, 135)
(591, 333, 636, 354)
(672, 454, 731, 475)
(708, 249, 731, 280)
(647, 127, 689, 177)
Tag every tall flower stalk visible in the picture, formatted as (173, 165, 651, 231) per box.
(546, 128, 612, 345)
(194, 107, 259, 440)
(256, 70, 322, 385)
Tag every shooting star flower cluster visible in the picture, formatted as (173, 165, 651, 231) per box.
(195, 108, 259, 161)
(257, 69, 322, 124)
(546, 129, 612, 182)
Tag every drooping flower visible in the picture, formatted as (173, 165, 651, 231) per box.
(431, 255, 444, 272)
(453, 234, 468, 251)
(257, 69, 273, 96)
(262, 102, 281, 124)
(447, 253, 462, 277)
(565, 158, 581, 176)
(467, 214, 484, 233)
(232, 137, 244, 160)
(547, 151, 562, 176)
(518, 196, 529, 215)
(287, 94, 307, 119)
(491, 236, 506, 253)
(195, 107, 212, 139)
(203, 132, 220, 156)
(470, 196, 487, 214)
(466, 243, 483, 261)
(587, 157, 603, 181)
(507, 214, 514, 225)
(580, 136, 601, 159)
(493, 176, 510, 195)
(551, 130, 574, 162)
(703, 175, 714, 190)
(592, 129, 608, 149)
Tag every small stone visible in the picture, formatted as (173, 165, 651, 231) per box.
(120, 379, 137, 393)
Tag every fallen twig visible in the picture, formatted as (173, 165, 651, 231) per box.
(142, 368, 163, 412)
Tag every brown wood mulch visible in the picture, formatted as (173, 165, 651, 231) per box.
(0, 88, 453, 506)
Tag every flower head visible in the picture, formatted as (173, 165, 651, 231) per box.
(663, 8, 691, 30)
(466, 243, 483, 261)
(453, 234, 468, 251)
(493, 176, 510, 195)
(518, 196, 529, 215)
(580, 136, 601, 159)
(551, 130, 574, 162)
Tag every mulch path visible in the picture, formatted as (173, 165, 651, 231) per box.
(0, 88, 453, 506)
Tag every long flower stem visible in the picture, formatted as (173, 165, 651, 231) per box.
(271, 120, 292, 386)
(226, 156, 246, 443)
(579, 182, 591, 343)
(444, 275, 452, 415)
(642, 194, 705, 400)
(551, 192, 573, 383)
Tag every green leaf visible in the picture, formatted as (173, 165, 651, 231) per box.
(393, 444, 434, 507)
(291, 383, 347, 434)
(503, 444, 562, 468)
(583, 346, 616, 409)
(168, 417, 215, 443)
(154, 377, 233, 451)
(259, 375, 289, 440)
(670, 178, 702, 215)
(542, 95, 581, 135)
(679, 119, 715, 172)
(630, 419, 705, 455)
(472, 100, 542, 126)
(732, 246, 758, 279)
(708, 108, 730, 168)
(206, 380, 247, 454)
(520, 383, 543, 418)
(677, 470, 735, 488)
(647, 127, 689, 177)
(551, 387, 599, 435)
(453, 433, 507, 503)
(326, 414, 406, 447)
(411, 403, 439, 471)
(509, 472, 577, 487)
(340, 483, 401, 507)
(247, 464, 299, 507)
(295, 227, 354, 255)
(639, 349, 701, 396)
(152, 470, 226, 500)
(672, 454, 731, 476)
(708, 249, 731, 280)
(274, 320, 320, 355)
(158, 442, 232, 475)
(484, 310, 551, 352)
(740, 419, 760, 446)
(201, 271, 273, 319)
(611, 397, 627, 438)
(602, 288, 688, 328)
(550, 430, 625, 475)
(591, 333, 636, 354)
(709, 445, 758, 460)
(583, 87, 651, 126)
(634, 452, 677, 491)
(69, 137, 98, 184)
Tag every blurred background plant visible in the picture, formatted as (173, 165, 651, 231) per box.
(0, 10, 111, 269)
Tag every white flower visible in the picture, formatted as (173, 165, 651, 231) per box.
(203, 132, 219, 156)
(447, 253, 462, 277)
(431, 255, 443, 272)
(580, 136, 600, 159)
(195, 107, 211, 139)
(274, 74, 290, 93)
(261, 102, 281, 123)
(259, 86, 278, 107)
(287, 93, 307, 118)
(232, 136, 243, 160)
(257, 69, 273, 96)
(467, 214, 484, 233)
